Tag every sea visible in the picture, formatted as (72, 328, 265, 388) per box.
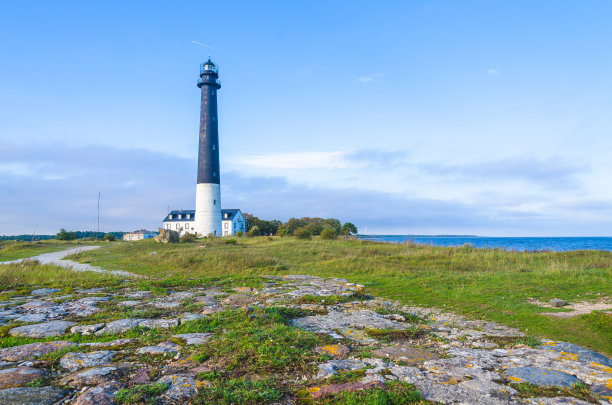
(356, 235, 612, 252)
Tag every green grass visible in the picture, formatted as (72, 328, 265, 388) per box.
(177, 306, 330, 377)
(0, 239, 98, 262)
(0, 261, 123, 292)
(304, 380, 427, 404)
(115, 382, 169, 404)
(194, 378, 283, 404)
(61, 237, 612, 355)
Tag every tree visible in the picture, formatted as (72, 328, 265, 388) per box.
(103, 234, 115, 241)
(341, 222, 358, 235)
(56, 229, 76, 241)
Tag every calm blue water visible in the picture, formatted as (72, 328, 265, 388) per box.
(356, 236, 612, 252)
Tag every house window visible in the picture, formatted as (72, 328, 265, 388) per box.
(224, 213, 228, 219)
(178, 214, 182, 219)
(234, 223, 236, 229)
(168, 214, 173, 219)
(224, 223, 229, 229)
(186, 214, 190, 219)
(176, 224, 179, 230)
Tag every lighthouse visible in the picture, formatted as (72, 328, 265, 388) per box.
(194, 58, 222, 237)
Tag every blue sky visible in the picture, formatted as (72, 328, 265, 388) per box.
(1, 1, 611, 236)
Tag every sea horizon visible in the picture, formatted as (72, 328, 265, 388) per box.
(356, 235, 612, 252)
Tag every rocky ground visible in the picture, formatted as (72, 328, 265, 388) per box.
(0, 275, 610, 404)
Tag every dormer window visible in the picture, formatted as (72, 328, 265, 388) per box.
(168, 214, 173, 219)
(224, 213, 228, 219)
(186, 214, 191, 219)
(178, 214, 182, 219)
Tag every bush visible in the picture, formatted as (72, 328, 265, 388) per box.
(104, 234, 115, 241)
(235, 230, 244, 237)
(225, 239, 237, 245)
(246, 226, 261, 237)
(294, 227, 311, 240)
(320, 228, 337, 240)
(180, 233, 195, 243)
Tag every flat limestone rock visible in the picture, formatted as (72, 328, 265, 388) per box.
(62, 365, 129, 387)
(523, 397, 593, 405)
(15, 313, 47, 323)
(70, 323, 105, 335)
(0, 341, 76, 362)
(0, 386, 69, 405)
(9, 320, 76, 338)
(156, 374, 198, 403)
(504, 367, 582, 389)
(30, 288, 60, 296)
(314, 344, 350, 358)
(173, 333, 213, 345)
(372, 345, 439, 365)
(293, 309, 404, 335)
(73, 381, 125, 405)
(139, 318, 179, 329)
(315, 359, 368, 379)
(543, 341, 612, 368)
(60, 350, 115, 371)
(82, 338, 139, 348)
(95, 318, 145, 335)
(137, 342, 180, 355)
(0, 367, 48, 389)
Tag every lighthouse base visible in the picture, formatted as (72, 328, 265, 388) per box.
(194, 183, 222, 237)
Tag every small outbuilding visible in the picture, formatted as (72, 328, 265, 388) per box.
(123, 229, 158, 241)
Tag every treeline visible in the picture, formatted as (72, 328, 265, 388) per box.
(0, 234, 56, 242)
(243, 214, 357, 239)
(56, 229, 124, 241)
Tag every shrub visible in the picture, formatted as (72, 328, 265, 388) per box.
(320, 228, 337, 240)
(294, 227, 311, 240)
(180, 233, 195, 243)
(225, 239, 237, 245)
(246, 226, 261, 237)
(103, 234, 115, 241)
(235, 230, 244, 237)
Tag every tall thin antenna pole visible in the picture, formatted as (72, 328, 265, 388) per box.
(97, 192, 101, 233)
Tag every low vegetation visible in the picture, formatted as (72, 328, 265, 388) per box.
(65, 237, 612, 355)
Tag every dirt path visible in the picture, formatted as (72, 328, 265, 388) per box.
(0, 246, 139, 278)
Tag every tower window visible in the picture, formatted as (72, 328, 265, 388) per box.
(213, 199, 216, 205)
(212, 117, 216, 121)
(212, 145, 215, 150)
(213, 172, 216, 177)
(212, 90, 215, 95)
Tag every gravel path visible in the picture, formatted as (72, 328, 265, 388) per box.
(0, 246, 138, 278)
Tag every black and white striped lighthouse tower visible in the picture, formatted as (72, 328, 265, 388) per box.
(194, 58, 222, 237)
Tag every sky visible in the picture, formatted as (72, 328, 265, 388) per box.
(1, 1, 611, 236)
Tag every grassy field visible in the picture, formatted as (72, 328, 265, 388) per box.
(0, 239, 99, 262)
(64, 237, 612, 356)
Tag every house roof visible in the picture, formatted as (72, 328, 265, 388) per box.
(162, 209, 241, 222)
(221, 209, 241, 221)
(162, 210, 195, 222)
(125, 229, 157, 235)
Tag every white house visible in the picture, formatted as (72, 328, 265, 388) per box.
(123, 229, 158, 241)
(162, 209, 245, 237)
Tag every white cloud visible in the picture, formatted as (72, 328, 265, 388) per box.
(232, 151, 362, 170)
(487, 68, 499, 76)
(356, 73, 384, 83)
